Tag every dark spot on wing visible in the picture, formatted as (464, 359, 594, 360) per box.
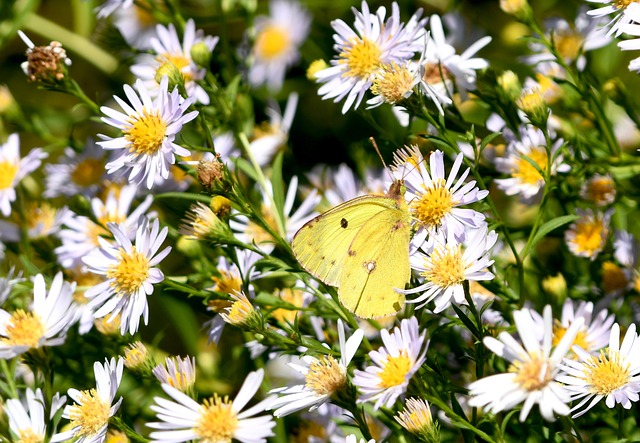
(330, 260, 336, 266)
(391, 220, 404, 232)
(340, 218, 348, 229)
(348, 249, 356, 257)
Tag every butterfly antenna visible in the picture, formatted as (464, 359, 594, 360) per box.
(369, 137, 392, 180)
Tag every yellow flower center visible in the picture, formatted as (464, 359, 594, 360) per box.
(212, 270, 242, 295)
(255, 25, 290, 59)
(341, 38, 382, 80)
(123, 342, 148, 369)
(512, 147, 548, 185)
(570, 217, 606, 256)
(105, 429, 129, 443)
(370, 63, 414, 104)
(584, 176, 615, 205)
(67, 389, 112, 438)
(422, 62, 450, 85)
(25, 202, 57, 236)
(16, 428, 44, 443)
(195, 394, 238, 443)
(582, 349, 630, 395)
(510, 353, 551, 392)
(422, 245, 466, 289)
(554, 29, 584, 62)
(395, 398, 433, 434)
(71, 158, 105, 187)
(305, 355, 346, 396)
(552, 321, 589, 351)
(0, 160, 18, 190)
(221, 293, 255, 326)
(106, 247, 150, 295)
(378, 351, 412, 388)
(615, 0, 640, 9)
(124, 110, 167, 156)
(410, 179, 455, 229)
(157, 53, 192, 81)
(2, 309, 45, 348)
(271, 287, 304, 324)
(602, 261, 628, 295)
(291, 421, 326, 443)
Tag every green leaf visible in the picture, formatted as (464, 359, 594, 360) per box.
(235, 157, 260, 182)
(270, 150, 286, 228)
(522, 214, 579, 259)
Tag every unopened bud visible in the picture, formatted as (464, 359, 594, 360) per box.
(190, 41, 212, 68)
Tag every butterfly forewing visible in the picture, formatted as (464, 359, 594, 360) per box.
(292, 196, 396, 286)
(338, 203, 411, 318)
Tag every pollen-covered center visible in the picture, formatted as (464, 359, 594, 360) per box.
(196, 394, 238, 442)
(582, 350, 630, 395)
(554, 29, 584, 62)
(584, 176, 615, 205)
(2, 309, 45, 348)
(552, 321, 589, 351)
(570, 217, 606, 256)
(411, 179, 455, 229)
(512, 147, 548, 185)
(423, 245, 465, 289)
(378, 351, 412, 388)
(271, 287, 304, 323)
(222, 294, 254, 325)
(0, 160, 18, 190)
(16, 428, 44, 443)
(422, 62, 450, 85)
(157, 53, 192, 81)
(255, 25, 290, 59)
(71, 158, 105, 187)
(124, 110, 167, 156)
(615, 0, 640, 9)
(67, 389, 112, 437)
(371, 63, 414, 103)
(25, 203, 57, 236)
(212, 270, 242, 295)
(305, 355, 346, 396)
(510, 353, 551, 392)
(106, 247, 150, 295)
(341, 38, 382, 80)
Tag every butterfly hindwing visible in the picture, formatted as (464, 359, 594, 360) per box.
(338, 203, 411, 318)
(292, 196, 395, 286)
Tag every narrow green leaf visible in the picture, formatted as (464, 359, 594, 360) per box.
(522, 215, 579, 258)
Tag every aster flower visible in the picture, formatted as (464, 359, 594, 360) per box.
(18, 31, 72, 83)
(44, 140, 107, 198)
(564, 208, 612, 260)
(400, 225, 497, 313)
(586, 0, 637, 36)
(55, 184, 154, 269)
(0, 272, 75, 359)
(112, 1, 158, 50)
(148, 368, 276, 443)
(315, 1, 426, 113)
(5, 388, 66, 443)
(153, 356, 196, 393)
(247, 0, 311, 91)
(580, 173, 616, 206)
(82, 216, 171, 335)
(269, 319, 364, 417)
(249, 92, 298, 167)
(494, 126, 569, 203)
(366, 61, 420, 109)
(395, 397, 436, 437)
(52, 358, 124, 443)
(0, 133, 47, 217)
(557, 323, 640, 417)
(131, 19, 219, 104)
(392, 147, 489, 242)
(98, 77, 198, 189)
(617, 3, 640, 71)
(468, 306, 584, 422)
(2, 202, 73, 241)
(353, 317, 428, 410)
(230, 175, 320, 253)
(95, 0, 133, 18)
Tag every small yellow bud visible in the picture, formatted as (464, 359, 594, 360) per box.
(190, 41, 212, 68)
(155, 64, 185, 92)
(541, 273, 567, 300)
(516, 87, 548, 127)
(306, 59, 328, 81)
(497, 70, 521, 101)
(500, 0, 532, 22)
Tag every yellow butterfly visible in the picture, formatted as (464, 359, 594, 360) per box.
(292, 179, 411, 318)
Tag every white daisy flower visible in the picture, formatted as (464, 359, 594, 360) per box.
(112, 2, 158, 50)
(468, 305, 585, 422)
(95, 0, 133, 18)
(532, 299, 615, 354)
(249, 92, 298, 167)
(55, 184, 154, 269)
(0, 272, 76, 359)
(98, 77, 198, 189)
(586, 0, 637, 36)
(5, 388, 66, 442)
(557, 323, 640, 417)
(0, 267, 23, 305)
(230, 175, 320, 253)
(564, 208, 612, 260)
(366, 61, 420, 109)
(0, 133, 47, 217)
(269, 319, 364, 417)
(248, 0, 311, 91)
(153, 355, 197, 392)
(82, 216, 171, 335)
(51, 358, 124, 443)
(315, 1, 426, 113)
(346, 436, 376, 443)
(580, 173, 616, 206)
(353, 317, 428, 410)
(131, 19, 219, 104)
(422, 14, 491, 96)
(44, 139, 107, 198)
(148, 368, 276, 443)
(392, 147, 489, 242)
(401, 225, 497, 313)
(494, 126, 569, 203)
(524, 9, 611, 71)
(616, 3, 640, 71)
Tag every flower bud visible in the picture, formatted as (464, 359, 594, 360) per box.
(306, 59, 328, 81)
(190, 41, 212, 68)
(516, 87, 549, 128)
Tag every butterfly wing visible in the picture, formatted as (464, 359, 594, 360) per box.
(292, 196, 395, 286)
(338, 201, 411, 318)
